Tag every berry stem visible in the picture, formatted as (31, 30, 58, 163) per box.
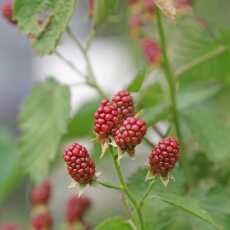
(66, 27, 107, 98)
(97, 181, 121, 190)
(155, 7, 193, 188)
(139, 179, 155, 208)
(109, 145, 145, 230)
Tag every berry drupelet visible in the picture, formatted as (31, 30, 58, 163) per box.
(31, 180, 51, 207)
(94, 99, 121, 141)
(112, 90, 135, 120)
(64, 143, 95, 185)
(149, 137, 180, 177)
(114, 117, 147, 156)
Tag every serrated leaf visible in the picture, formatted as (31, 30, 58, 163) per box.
(127, 69, 148, 92)
(19, 78, 70, 183)
(0, 130, 24, 201)
(95, 217, 133, 230)
(93, 0, 119, 25)
(152, 192, 220, 229)
(182, 107, 230, 162)
(14, 0, 77, 55)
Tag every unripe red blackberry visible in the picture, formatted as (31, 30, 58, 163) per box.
(112, 91, 135, 120)
(66, 196, 91, 223)
(0, 224, 21, 230)
(149, 137, 180, 177)
(114, 117, 147, 156)
(143, 0, 155, 13)
(32, 211, 53, 230)
(64, 143, 95, 185)
(87, 0, 94, 17)
(1, 0, 16, 24)
(128, 14, 143, 38)
(141, 37, 161, 65)
(94, 99, 121, 141)
(31, 180, 51, 207)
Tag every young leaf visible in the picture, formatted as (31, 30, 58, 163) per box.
(19, 78, 71, 184)
(182, 107, 230, 162)
(14, 0, 78, 55)
(95, 217, 133, 230)
(0, 130, 24, 201)
(152, 192, 220, 229)
(93, 0, 119, 26)
(127, 69, 148, 92)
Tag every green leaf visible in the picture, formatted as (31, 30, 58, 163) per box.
(0, 130, 24, 201)
(93, 0, 119, 25)
(127, 69, 148, 92)
(174, 18, 230, 83)
(14, 0, 77, 55)
(63, 99, 101, 141)
(182, 107, 230, 162)
(19, 78, 71, 183)
(95, 217, 133, 230)
(152, 192, 220, 229)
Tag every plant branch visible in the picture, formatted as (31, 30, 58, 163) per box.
(55, 50, 85, 78)
(155, 7, 193, 188)
(66, 27, 107, 98)
(175, 46, 227, 77)
(109, 145, 145, 230)
(97, 180, 121, 190)
(139, 180, 155, 208)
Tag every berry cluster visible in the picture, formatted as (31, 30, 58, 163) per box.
(1, 0, 16, 24)
(94, 90, 147, 155)
(64, 143, 96, 185)
(149, 137, 180, 177)
(66, 196, 91, 230)
(30, 181, 53, 230)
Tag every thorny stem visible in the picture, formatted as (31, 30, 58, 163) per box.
(97, 181, 121, 190)
(109, 145, 145, 230)
(66, 27, 107, 98)
(155, 7, 193, 188)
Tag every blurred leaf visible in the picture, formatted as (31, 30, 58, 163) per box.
(19, 78, 71, 184)
(152, 192, 220, 229)
(14, 0, 77, 55)
(0, 130, 24, 201)
(182, 107, 230, 162)
(127, 69, 148, 92)
(174, 18, 230, 83)
(63, 99, 100, 141)
(95, 217, 133, 230)
(93, 0, 119, 25)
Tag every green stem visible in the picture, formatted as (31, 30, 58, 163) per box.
(155, 7, 193, 188)
(139, 180, 155, 208)
(97, 181, 121, 190)
(66, 27, 107, 98)
(109, 145, 145, 230)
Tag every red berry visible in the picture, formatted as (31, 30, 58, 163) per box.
(176, 0, 191, 9)
(32, 211, 53, 230)
(64, 143, 96, 185)
(128, 14, 143, 37)
(66, 196, 91, 223)
(149, 137, 180, 177)
(0, 224, 21, 230)
(87, 0, 94, 17)
(94, 99, 121, 141)
(31, 181, 51, 207)
(114, 117, 147, 156)
(141, 37, 161, 65)
(1, 0, 16, 24)
(112, 91, 135, 120)
(143, 0, 155, 13)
